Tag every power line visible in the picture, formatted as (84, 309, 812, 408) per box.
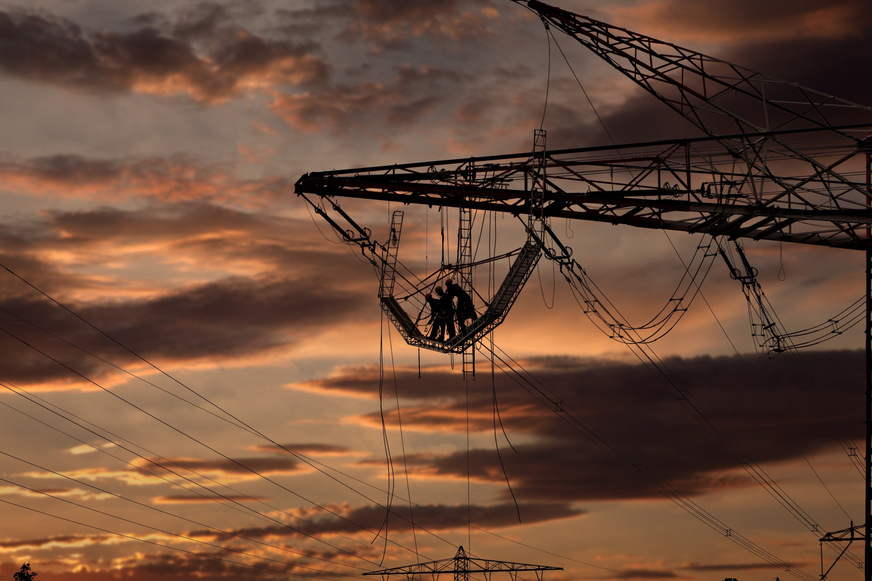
(0, 380, 383, 565)
(476, 340, 819, 581)
(0, 261, 597, 575)
(0, 495, 349, 580)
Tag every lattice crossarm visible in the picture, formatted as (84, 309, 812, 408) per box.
(513, 0, 872, 137)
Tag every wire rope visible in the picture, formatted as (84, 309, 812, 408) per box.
(0, 495, 352, 580)
(0, 259, 477, 561)
(0, 278, 562, 570)
(0, 396, 372, 570)
(545, 24, 618, 147)
(535, 255, 556, 309)
(804, 456, 853, 522)
(0, 332, 446, 570)
(476, 341, 820, 581)
(559, 273, 860, 563)
(0, 380, 384, 565)
(387, 314, 421, 560)
(0, 321, 413, 548)
(0, 470, 359, 579)
(531, 217, 721, 343)
(527, 222, 845, 545)
(466, 372, 472, 551)
(489, 340, 521, 521)
(375, 311, 396, 559)
(1, 261, 592, 572)
(538, 16, 551, 131)
(663, 232, 744, 359)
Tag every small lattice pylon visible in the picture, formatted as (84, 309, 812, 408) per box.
(363, 546, 562, 581)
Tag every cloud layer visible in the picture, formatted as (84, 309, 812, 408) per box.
(0, 1, 869, 581)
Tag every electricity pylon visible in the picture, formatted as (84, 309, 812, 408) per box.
(296, 0, 872, 577)
(362, 546, 561, 581)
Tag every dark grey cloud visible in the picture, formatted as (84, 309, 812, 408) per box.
(192, 500, 582, 542)
(683, 561, 796, 572)
(5, 499, 578, 581)
(0, 6, 330, 103)
(339, 0, 496, 53)
(313, 351, 863, 502)
(0, 202, 374, 386)
(134, 455, 303, 477)
(154, 494, 267, 504)
(610, 569, 679, 580)
(250, 443, 354, 455)
(727, 34, 872, 107)
(531, 0, 872, 149)
(108, 549, 292, 581)
(0, 276, 363, 384)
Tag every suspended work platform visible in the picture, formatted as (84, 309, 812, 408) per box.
(296, 145, 547, 356)
(364, 546, 562, 581)
(380, 240, 541, 354)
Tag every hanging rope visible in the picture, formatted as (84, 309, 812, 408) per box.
(375, 311, 394, 563)
(466, 373, 472, 551)
(545, 25, 618, 147)
(387, 321, 420, 560)
(539, 18, 551, 131)
(489, 337, 521, 521)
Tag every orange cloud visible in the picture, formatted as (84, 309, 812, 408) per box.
(605, 0, 868, 45)
(0, 154, 295, 206)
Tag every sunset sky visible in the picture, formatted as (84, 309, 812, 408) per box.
(1, 1, 872, 581)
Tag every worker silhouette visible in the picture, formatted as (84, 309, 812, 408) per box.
(428, 286, 456, 341)
(446, 279, 477, 332)
(423, 292, 439, 326)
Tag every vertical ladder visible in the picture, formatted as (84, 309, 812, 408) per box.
(457, 205, 473, 282)
(379, 210, 404, 298)
(457, 206, 475, 377)
(529, 129, 547, 240)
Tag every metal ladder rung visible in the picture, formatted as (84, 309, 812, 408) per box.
(379, 211, 404, 298)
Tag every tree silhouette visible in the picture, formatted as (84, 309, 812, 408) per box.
(13, 562, 36, 581)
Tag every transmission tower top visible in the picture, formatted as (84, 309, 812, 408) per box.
(295, 0, 872, 360)
(510, 0, 872, 137)
(363, 546, 562, 581)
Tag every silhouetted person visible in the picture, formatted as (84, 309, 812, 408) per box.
(446, 279, 477, 332)
(423, 292, 440, 328)
(428, 286, 455, 341)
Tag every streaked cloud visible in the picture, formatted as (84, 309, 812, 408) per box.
(0, 154, 291, 205)
(250, 443, 357, 455)
(342, 0, 499, 53)
(0, 0, 867, 580)
(303, 351, 862, 501)
(0, 7, 329, 104)
(606, 0, 870, 43)
(153, 494, 268, 504)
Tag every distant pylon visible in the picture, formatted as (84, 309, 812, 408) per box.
(363, 546, 562, 581)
